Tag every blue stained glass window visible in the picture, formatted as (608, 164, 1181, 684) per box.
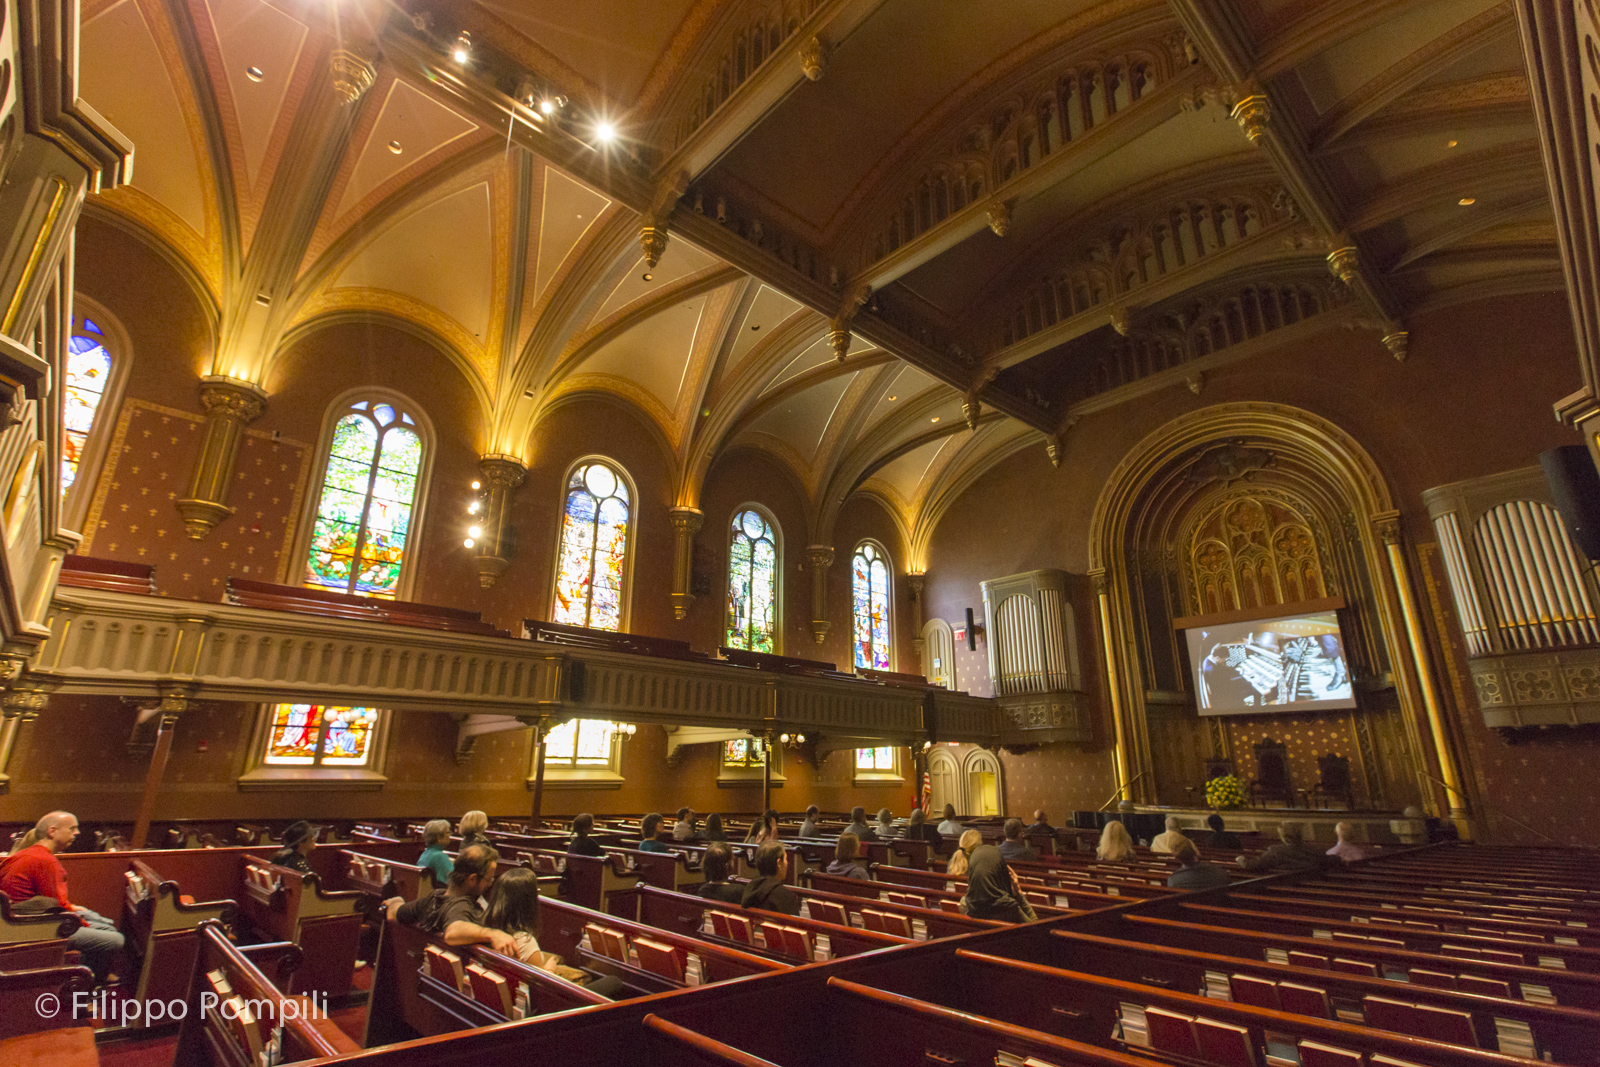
(553, 461, 631, 630)
(61, 319, 113, 491)
(852, 541, 892, 670)
(726, 508, 778, 652)
(305, 402, 423, 599)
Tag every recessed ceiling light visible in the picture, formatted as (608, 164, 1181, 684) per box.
(930, 415, 941, 423)
(387, 140, 402, 154)
(1446, 139, 1459, 148)
(1458, 197, 1476, 206)
(641, 272, 653, 281)
(575, 213, 583, 219)
(750, 324, 760, 330)
(245, 66, 264, 82)
(452, 32, 471, 64)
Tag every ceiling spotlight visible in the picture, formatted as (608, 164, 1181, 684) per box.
(1458, 197, 1476, 206)
(642, 272, 653, 281)
(930, 415, 941, 423)
(468, 526, 482, 539)
(245, 66, 264, 83)
(750, 324, 761, 330)
(887, 394, 898, 401)
(540, 98, 556, 115)
(470, 480, 481, 490)
(1446, 139, 1459, 148)
(387, 140, 402, 154)
(463, 537, 475, 548)
(452, 31, 471, 64)
(467, 501, 480, 514)
(595, 121, 617, 143)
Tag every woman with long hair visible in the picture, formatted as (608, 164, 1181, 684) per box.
(703, 813, 728, 842)
(945, 828, 983, 879)
(482, 868, 620, 1013)
(746, 808, 780, 845)
(1096, 819, 1135, 862)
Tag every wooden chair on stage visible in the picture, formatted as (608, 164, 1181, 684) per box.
(1249, 738, 1294, 806)
(1307, 753, 1355, 809)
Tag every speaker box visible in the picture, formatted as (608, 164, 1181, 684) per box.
(1540, 445, 1600, 561)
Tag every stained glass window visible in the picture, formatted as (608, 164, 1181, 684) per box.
(855, 747, 896, 772)
(305, 401, 423, 599)
(726, 508, 778, 652)
(62, 317, 112, 491)
(851, 541, 892, 669)
(263, 704, 380, 766)
(552, 460, 630, 630)
(722, 738, 766, 769)
(544, 720, 618, 767)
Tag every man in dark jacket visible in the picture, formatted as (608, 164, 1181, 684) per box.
(1236, 824, 1332, 873)
(385, 844, 515, 952)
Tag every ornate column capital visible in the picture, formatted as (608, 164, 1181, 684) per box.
(474, 455, 528, 588)
(668, 507, 704, 620)
(1326, 244, 1361, 286)
(329, 49, 377, 104)
(806, 544, 834, 644)
(197, 376, 268, 423)
(668, 506, 705, 535)
(178, 377, 268, 539)
(1091, 569, 1111, 596)
(906, 572, 926, 600)
(1372, 510, 1403, 546)
(1230, 92, 1271, 143)
(479, 454, 527, 490)
(805, 545, 835, 570)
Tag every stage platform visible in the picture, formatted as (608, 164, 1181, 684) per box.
(1121, 805, 1424, 845)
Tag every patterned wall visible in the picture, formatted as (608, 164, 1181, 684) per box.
(998, 743, 1118, 815)
(1222, 712, 1367, 808)
(79, 399, 311, 600)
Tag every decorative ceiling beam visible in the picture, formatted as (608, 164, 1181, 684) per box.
(1345, 142, 1545, 232)
(1387, 194, 1547, 272)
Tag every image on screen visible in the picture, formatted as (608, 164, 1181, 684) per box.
(1185, 610, 1356, 715)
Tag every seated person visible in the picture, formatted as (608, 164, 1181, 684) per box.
(1206, 812, 1242, 850)
(843, 806, 876, 841)
(417, 819, 454, 885)
(0, 811, 125, 984)
(702, 813, 728, 843)
(385, 843, 515, 952)
(481, 867, 623, 1009)
(1024, 809, 1053, 836)
(269, 820, 317, 873)
(637, 813, 671, 852)
(903, 807, 942, 847)
(936, 804, 965, 836)
(997, 818, 1038, 863)
(946, 829, 983, 880)
(1095, 819, 1136, 862)
(797, 805, 821, 838)
(566, 813, 604, 857)
(873, 808, 896, 839)
(457, 810, 491, 849)
(1150, 816, 1189, 854)
(1166, 838, 1230, 890)
(671, 807, 697, 842)
(959, 845, 1037, 923)
(746, 808, 780, 845)
(1326, 820, 1368, 863)
(1237, 823, 1332, 872)
(739, 842, 801, 915)
(694, 843, 743, 904)
(826, 833, 871, 880)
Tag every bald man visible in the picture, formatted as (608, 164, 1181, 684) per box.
(0, 812, 124, 982)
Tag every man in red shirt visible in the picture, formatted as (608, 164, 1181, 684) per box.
(1, 811, 124, 983)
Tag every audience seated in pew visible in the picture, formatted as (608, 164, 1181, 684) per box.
(672, 808, 697, 842)
(937, 804, 965, 836)
(639, 814, 671, 853)
(696, 844, 743, 905)
(874, 808, 896, 839)
(702, 814, 728, 843)
(417, 819, 455, 885)
(1166, 838, 1231, 891)
(827, 834, 871, 881)
(741, 843, 801, 915)
(946, 830, 982, 879)
(1327, 820, 1368, 864)
(1207, 812, 1243, 850)
(746, 808, 780, 845)
(959, 845, 1037, 923)
(904, 808, 942, 848)
(1238, 823, 1335, 872)
(269, 820, 317, 874)
(999, 818, 1039, 863)
(1150, 816, 1188, 855)
(568, 813, 605, 857)
(844, 806, 877, 841)
(0, 811, 123, 984)
(1098, 819, 1137, 863)
(798, 806, 821, 839)
(1024, 809, 1054, 836)
(457, 810, 491, 850)
(482, 867, 624, 1004)
(385, 843, 515, 953)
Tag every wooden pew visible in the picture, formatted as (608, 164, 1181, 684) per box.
(120, 857, 237, 1015)
(636, 885, 907, 959)
(786, 882, 1007, 939)
(1284, 879, 1600, 924)
(805, 868, 1077, 918)
(340, 849, 437, 902)
(871, 861, 1172, 907)
(237, 858, 363, 998)
(528, 849, 641, 914)
(1229, 889, 1600, 948)
(172, 920, 358, 1066)
(227, 577, 507, 636)
(0, 895, 83, 945)
(0, 957, 97, 1066)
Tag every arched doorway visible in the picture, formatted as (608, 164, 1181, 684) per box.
(927, 745, 961, 813)
(962, 747, 1004, 816)
(922, 618, 956, 690)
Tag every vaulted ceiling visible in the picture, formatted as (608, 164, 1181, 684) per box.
(78, 0, 1556, 560)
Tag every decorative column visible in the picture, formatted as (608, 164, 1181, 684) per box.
(907, 572, 926, 672)
(668, 507, 704, 620)
(806, 545, 834, 644)
(130, 693, 187, 848)
(1092, 570, 1133, 801)
(1374, 512, 1472, 833)
(761, 731, 774, 813)
(0, 674, 49, 795)
(176, 377, 267, 540)
(474, 454, 526, 588)
(522, 715, 551, 828)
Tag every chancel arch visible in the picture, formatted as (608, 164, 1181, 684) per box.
(1088, 402, 1464, 821)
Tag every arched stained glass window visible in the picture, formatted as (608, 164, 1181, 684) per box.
(62, 317, 112, 491)
(305, 400, 423, 599)
(263, 704, 380, 766)
(552, 460, 631, 630)
(852, 541, 892, 669)
(726, 507, 778, 651)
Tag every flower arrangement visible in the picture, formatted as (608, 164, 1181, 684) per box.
(1206, 774, 1248, 809)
